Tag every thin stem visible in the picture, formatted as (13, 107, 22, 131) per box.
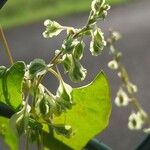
(130, 98, 142, 112)
(42, 84, 53, 96)
(25, 132, 29, 150)
(48, 68, 60, 81)
(50, 49, 64, 65)
(37, 133, 42, 150)
(0, 25, 14, 65)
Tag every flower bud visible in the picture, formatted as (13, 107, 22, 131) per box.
(111, 31, 122, 41)
(128, 112, 144, 130)
(108, 60, 119, 70)
(115, 88, 130, 107)
(127, 82, 138, 94)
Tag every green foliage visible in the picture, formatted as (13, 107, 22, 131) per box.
(0, 117, 18, 150)
(68, 59, 87, 82)
(28, 59, 47, 78)
(90, 28, 106, 56)
(73, 41, 85, 60)
(53, 72, 111, 150)
(0, 62, 25, 109)
(0, 0, 112, 149)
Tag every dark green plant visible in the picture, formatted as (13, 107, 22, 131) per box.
(1, 0, 149, 150)
(0, 0, 111, 150)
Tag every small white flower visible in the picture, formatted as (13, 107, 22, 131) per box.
(55, 50, 61, 56)
(117, 72, 122, 78)
(112, 31, 122, 41)
(108, 60, 119, 70)
(127, 82, 138, 94)
(143, 128, 150, 134)
(115, 88, 130, 107)
(128, 112, 144, 130)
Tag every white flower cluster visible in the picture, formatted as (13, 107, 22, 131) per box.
(128, 110, 147, 131)
(115, 88, 130, 107)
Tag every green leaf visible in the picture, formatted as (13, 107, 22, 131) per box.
(53, 124, 72, 138)
(62, 37, 75, 54)
(43, 130, 73, 150)
(0, 62, 25, 109)
(91, 0, 105, 14)
(55, 81, 73, 113)
(29, 59, 47, 78)
(68, 59, 87, 83)
(73, 41, 85, 60)
(53, 72, 111, 150)
(0, 66, 7, 76)
(62, 54, 87, 82)
(28, 118, 43, 142)
(90, 28, 106, 56)
(43, 20, 63, 38)
(0, 117, 19, 150)
(10, 107, 29, 136)
(62, 54, 72, 73)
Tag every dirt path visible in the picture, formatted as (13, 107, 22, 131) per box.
(0, 0, 150, 149)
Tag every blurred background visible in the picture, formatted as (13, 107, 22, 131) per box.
(0, 0, 150, 149)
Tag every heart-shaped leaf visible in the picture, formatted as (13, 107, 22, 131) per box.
(52, 71, 111, 149)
